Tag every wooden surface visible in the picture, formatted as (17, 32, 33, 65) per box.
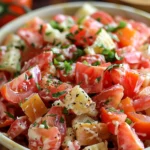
(32, 0, 150, 12)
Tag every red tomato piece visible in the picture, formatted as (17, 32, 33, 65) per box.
(69, 25, 96, 47)
(0, 0, 32, 27)
(75, 62, 104, 93)
(18, 28, 44, 48)
(57, 64, 76, 83)
(28, 127, 61, 150)
(111, 68, 143, 98)
(93, 84, 124, 109)
(78, 54, 105, 65)
(7, 116, 30, 139)
(100, 107, 127, 135)
(117, 122, 144, 150)
(128, 112, 150, 140)
(133, 95, 150, 112)
(83, 17, 102, 34)
(39, 77, 72, 101)
(42, 106, 66, 141)
(1, 66, 41, 103)
(21, 51, 53, 73)
(129, 21, 150, 46)
(0, 107, 15, 128)
(91, 11, 114, 25)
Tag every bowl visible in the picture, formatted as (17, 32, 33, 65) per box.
(0, 1, 150, 150)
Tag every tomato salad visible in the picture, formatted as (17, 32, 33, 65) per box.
(0, 3, 150, 150)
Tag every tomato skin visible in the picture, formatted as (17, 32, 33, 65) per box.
(129, 21, 150, 46)
(1, 65, 41, 103)
(7, 116, 30, 139)
(127, 112, 150, 140)
(91, 11, 114, 25)
(83, 17, 102, 34)
(57, 66, 75, 83)
(18, 17, 45, 62)
(111, 68, 143, 98)
(28, 127, 61, 150)
(39, 77, 72, 101)
(21, 51, 53, 73)
(75, 62, 104, 93)
(93, 84, 124, 109)
(69, 25, 96, 47)
(117, 122, 144, 150)
(42, 106, 67, 142)
(0, 0, 32, 27)
(101, 107, 127, 135)
(78, 54, 105, 65)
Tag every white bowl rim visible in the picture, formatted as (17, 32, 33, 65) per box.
(0, 1, 150, 43)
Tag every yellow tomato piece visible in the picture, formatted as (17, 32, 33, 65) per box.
(21, 93, 48, 122)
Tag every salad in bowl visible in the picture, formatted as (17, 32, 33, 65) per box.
(0, 2, 150, 150)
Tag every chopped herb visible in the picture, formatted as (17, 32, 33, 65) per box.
(108, 107, 117, 112)
(14, 71, 20, 78)
(31, 43, 35, 47)
(42, 120, 48, 129)
(66, 33, 75, 42)
(96, 76, 101, 82)
(62, 107, 68, 115)
(52, 91, 66, 98)
(33, 122, 37, 127)
(24, 98, 28, 101)
(102, 49, 119, 62)
(24, 74, 28, 80)
(0, 77, 3, 81)
(96, 28, 102, 35)
(104, 99, 111, 105)
(5, 111, 15, 119)
(118, 21, 127, 29)
(0, 65, 4, 68)
(48, 114, 57, 117)
(39, 25, 43, 34)
(28, 75, 32, 79)
(105, 64, 120, 72)
(120, 109, 124, 113)
(50, 20, 63, 32)
(96, 18, 101, 22)
(64, 61, 72, 74)
(73, 49, 85, 60)
(36, 83, 41, 91)
(45, 32, 52, 36)
(125, 118, 132, 125)
(59, 117, 64, 123)
(92, 61, 100, 66)
(61, 45, 70, 49)
(54, 58, 60, 65)
(106, 21, 127, 32)
(85, 120, 91, 123)
(48, 74, 52, 79)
